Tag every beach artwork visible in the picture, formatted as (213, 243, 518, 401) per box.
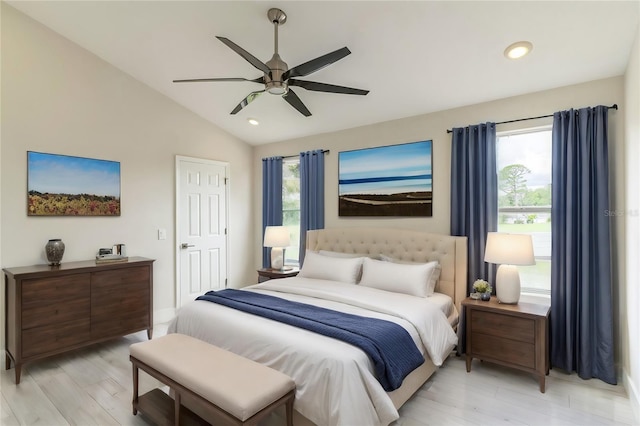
(27, 151, 121, 216)
(338, 140, 433, 216)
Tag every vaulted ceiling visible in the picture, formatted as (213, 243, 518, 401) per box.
(7, 1, 639, 145)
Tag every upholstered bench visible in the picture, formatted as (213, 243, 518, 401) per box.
(129, 333, 296, 426)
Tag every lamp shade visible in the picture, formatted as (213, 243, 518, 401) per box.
(263, 226, 291, 248)
(484, 232, 535, 266)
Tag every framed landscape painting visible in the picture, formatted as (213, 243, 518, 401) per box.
(27, 151, 121, 216)
(338, 140, 433, 217)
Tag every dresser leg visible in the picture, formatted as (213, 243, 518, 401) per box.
(5, 352, 11, 370)
(147, 328, 153, 340)
(539, 375, 546, 393)
(465, 355, 472, 372)
(132, 363, 139, 415)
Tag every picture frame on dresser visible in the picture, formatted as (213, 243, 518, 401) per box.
(3, 257, 154, 384)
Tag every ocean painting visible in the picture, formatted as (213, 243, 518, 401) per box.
(27, 151, 121, 216)
(338, 140, 432, 216)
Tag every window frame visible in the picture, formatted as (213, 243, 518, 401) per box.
(496, 125, 552, 297)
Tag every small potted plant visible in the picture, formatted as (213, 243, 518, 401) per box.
(472, 279, 492, 301)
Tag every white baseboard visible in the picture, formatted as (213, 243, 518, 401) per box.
(154, 307, 176, 325)
(623, 368, 640, 424)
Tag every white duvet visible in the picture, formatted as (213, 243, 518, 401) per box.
(167, 277, 458, 426)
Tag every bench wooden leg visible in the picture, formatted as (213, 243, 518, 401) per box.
(132, 363, 139, 415)
(285, 395, 294, 426)
(174, 391, 181, 426)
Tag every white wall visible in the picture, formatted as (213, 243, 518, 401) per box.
(623, 21, 640, 423)
(252, 76, 627, 365)
(0, 4, 255, 339)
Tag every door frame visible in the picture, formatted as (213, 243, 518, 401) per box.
(175, 155, 230, 309)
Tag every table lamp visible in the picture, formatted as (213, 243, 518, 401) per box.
(484, 232, 535, 304)
(263, 226, 290, 270)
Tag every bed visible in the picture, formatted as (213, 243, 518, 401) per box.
(168, 227, 467, 425)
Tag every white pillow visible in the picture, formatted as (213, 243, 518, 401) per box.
(360, 257, 440, 297)
(299, 251, 364, 284)
(379, 255, 442, 295)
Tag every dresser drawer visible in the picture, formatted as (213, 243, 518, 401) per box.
(22, 297, 89, 330)
(92, 266, 150, 290)
(22, 319, 91, 358)
(470, 309, 534, 343)
(92, 314, 149, 339)
(22, 273, 90, 305)
(91, 281, 149, 318)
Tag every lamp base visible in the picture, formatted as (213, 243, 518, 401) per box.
(496, 264, 521, 304)
(270, 247, 285, 271)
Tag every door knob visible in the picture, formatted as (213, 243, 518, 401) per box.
(181, 243, 195, 249)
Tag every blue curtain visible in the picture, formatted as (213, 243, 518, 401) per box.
(550, 106, 616, 384)
(262, 157, 283, 268)
(450, 123, 498, 290)
(450, 123, 497, 355)
(299, 150, 325, 264)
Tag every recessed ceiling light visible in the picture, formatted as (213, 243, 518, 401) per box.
(247, 118, 259, 126)
(504, 41, 533, 59)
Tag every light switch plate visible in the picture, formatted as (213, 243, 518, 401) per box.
(158, 229, 167, 240)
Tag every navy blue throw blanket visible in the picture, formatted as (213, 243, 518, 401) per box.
(196, 289, 424, 391)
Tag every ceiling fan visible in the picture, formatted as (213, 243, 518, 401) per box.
(173, 8, 369, 117)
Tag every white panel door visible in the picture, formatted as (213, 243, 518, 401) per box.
(177, 156, 228, 307)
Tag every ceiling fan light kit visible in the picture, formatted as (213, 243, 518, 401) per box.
(173, 8, 369, 117)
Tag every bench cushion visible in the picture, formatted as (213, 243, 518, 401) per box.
(130, 333, 295, 421)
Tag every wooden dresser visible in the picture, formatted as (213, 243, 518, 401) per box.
(3, 257, 154, 384)
(462, 296, 550, 392)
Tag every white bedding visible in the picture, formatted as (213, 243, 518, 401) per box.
(168, 277, 458, 426)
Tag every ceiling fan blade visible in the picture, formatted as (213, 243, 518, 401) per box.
(284, 47, 351, 80)
(173, 77, 264, 84)
(216, 36, 271, 75)
(282, 89, 311, 117)
(230, 90, 265, 115)
(288, 79, 369, 95)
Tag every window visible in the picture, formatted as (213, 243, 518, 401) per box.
(282, 158, 301, 266)
(497, 128, 552, 295)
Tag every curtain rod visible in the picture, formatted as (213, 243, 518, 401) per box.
(446, 104, 618, 134)
(280, 149, 330, 160)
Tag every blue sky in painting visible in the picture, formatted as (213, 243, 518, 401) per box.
(339, 141, 432, 195)
(28, 152, 120, 197)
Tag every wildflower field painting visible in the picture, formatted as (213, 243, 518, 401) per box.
(27, 151, 121, 216)
(338, 140, 432, 216)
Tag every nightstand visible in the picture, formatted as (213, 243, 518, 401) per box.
(462, 297, 550, 392)
(257, 267, 299, 283)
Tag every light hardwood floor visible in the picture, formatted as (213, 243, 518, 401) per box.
(1, 324, 636, 426)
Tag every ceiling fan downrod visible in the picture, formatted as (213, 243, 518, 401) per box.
(265, 8, 288, 95)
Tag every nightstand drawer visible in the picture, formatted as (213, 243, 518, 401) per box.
(470, 309, 534, 343)
(471, 333, 535, 369)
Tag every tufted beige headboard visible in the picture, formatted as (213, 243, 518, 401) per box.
(306, 227, 468, 313)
